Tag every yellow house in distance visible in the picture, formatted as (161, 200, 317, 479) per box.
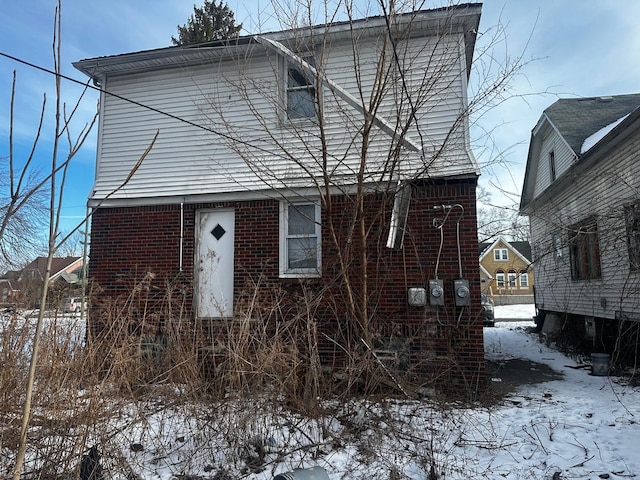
(479, 237, 534, 304)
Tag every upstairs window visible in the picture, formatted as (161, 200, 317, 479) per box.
(569, 217, 602, 280)
(625, 201, 640, 271)
(494, 248, 508, 261)
(280, 201, 321, 277)
(287, 56, 317, 120)
(549, 150, 556, 182)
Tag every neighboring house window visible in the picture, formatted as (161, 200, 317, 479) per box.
(549, 150, 556, 182)
(519, 271, 529, 288)
(508, 270, 517, 287)
(496, 271, 505, 287)
(280, 201, 321, 277)
(494, 248, 508, 261)
(569, 217, 602, 280)
(554, 234, 563, 258)
(287, 56, 317, 119)
(625, 201, 640, 271)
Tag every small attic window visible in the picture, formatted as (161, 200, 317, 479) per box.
(549, 150, 556, 182)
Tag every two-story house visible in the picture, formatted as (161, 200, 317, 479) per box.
(1, 256, 84, 308)
(479, 237, 533, 303)
(520, 94, 640, 364)
(74, 5, 485, 389)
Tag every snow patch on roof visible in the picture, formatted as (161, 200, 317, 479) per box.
(580, 113, 629, 154)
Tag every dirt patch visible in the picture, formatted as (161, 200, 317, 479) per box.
(486, 358, 564, 398)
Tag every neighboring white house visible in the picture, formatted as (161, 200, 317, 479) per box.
(520, 94, 640, 359)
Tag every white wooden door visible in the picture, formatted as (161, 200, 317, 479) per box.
(196, 209, 235, 318)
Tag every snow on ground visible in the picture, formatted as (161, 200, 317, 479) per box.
(2, 306, 639, 479)
(479, 307, 640, 480)
(113, 305, 640, 479)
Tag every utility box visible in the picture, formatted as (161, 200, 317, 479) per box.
(429, 279, 444, 306)
(453, 278, 470, 307)
(408, 287, 427, 306)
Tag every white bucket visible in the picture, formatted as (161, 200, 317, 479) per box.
(591, 353, 610, 376)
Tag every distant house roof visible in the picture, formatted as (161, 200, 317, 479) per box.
(543, 94, 640, 157)
(479, 238, 532, 263)
(19, 256, 83, 283)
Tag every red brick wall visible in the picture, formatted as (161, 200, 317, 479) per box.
(89, 177, 483, 388)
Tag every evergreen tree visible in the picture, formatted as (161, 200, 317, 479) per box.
(172, 1, 242, 46)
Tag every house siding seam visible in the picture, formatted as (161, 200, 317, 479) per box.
(88, 178, 484, 384)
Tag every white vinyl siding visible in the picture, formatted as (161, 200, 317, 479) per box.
(92, 31, 475, 204)
(532, 130, 575, 198)
(528, 131, 640, 321)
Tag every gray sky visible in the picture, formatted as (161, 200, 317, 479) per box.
(2, 0, 640, 240)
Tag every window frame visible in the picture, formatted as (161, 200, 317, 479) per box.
(496, 271, 505, 288)
(279, 200, 322, 278)
(625, 201, 640, 271)
(285, 55, 318, 121)
(494, 248, 509, 261)
(569, 217, 602, 280)
(507, 270, 517, 288)
(549, 150, 556, 182)
(519, 271, 529, 288)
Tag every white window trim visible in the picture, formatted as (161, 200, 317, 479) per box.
(279, 200, 322, 278)
(284, 55, 319, 121)
(496, 272, 505, 287)
(494, 248, 508, 261)
(519, 272, 529, 288)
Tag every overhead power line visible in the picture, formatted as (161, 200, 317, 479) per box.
(0, 50, 272, 154)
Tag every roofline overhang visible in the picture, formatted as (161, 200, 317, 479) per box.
(73, 4, 481, 82)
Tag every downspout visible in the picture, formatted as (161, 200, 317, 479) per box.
(179, 201, 184, 272)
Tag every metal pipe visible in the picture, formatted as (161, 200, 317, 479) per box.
(179, 201, 184, 272)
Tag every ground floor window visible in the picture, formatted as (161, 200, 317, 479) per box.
(279, 200, 321, 278)
(519, 271, 529, 288)
(496, 271, 505, 287)
(569, 217, 602, 280)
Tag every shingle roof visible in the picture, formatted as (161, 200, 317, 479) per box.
(510, 241, 532, 262)
(544, 94, 640, 155)
(20, 256, 82, 280)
